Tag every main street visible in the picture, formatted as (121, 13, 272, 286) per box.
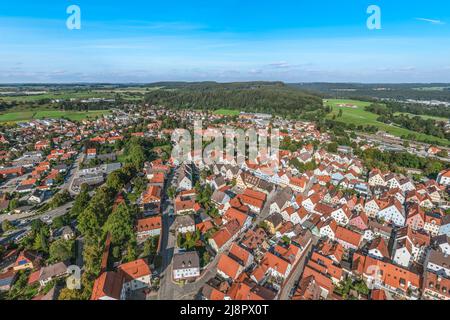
(156, 168, 178, 300)
(0, 201, 74, 245)
(278, 235, 319, 300)
(65, 152, 84, 196)
(157, 169, 320, 300)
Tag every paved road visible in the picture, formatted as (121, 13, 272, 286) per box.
(37, 201, 74, 224)
(278, 236, 318, 300)
(76, 237, 84, 268)
(0, 201, 74, 245)
(0, 209, 36, 224)
(158, 167, 242, 300)
(157, 171, 320, 300)
(256, 187, 279, 224)
(157, 169, 178, 300)
(65, 153, 84, 196)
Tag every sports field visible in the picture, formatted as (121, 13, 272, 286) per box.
(213, 109, 240, 116)
(325, 99, 449, 145)
(394, 112, 448, 122)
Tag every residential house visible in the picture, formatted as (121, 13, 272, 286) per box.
(136, 216, 162, 243)
(172, 251, 201, 281)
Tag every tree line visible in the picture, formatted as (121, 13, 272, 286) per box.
(143, 83, 325, 119)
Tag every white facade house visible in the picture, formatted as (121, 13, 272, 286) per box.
(331, 207, 350, 226)
(426, 249, 450, 278)
(437, 170, 450, 186)
(368, 173, 386, 187)
(438, 214, 450, 237)
(364, 199, 380, 218)
(393, 246, 412, 268)
(172, 252, 201, 281)
(377, 204, 405, 227)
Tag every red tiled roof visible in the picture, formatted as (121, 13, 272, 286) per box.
(118, 259, 151, 281)
(217, 254, 242, 280)
(137, 216, 162, 232)
(229, 243, 251, 265)
(335, 226, 362, 247)
(91, 271, 124, 300)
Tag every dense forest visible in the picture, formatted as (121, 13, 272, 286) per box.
(143, 82, 326, 119)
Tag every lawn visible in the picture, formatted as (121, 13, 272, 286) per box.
(0, 87, 158, 103)
(0, 109, 110, 123)
(325, 99, 450, 146)
(213, 109, 240, 116)
(0, 91, 115, 103)
(0, 111, 36, 122)
(394, 112, 448, 122)
(325, 99, 373, 108)
(33, 110, 110, 121)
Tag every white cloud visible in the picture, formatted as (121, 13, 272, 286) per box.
(415, 18, 445, 25)
(267, 61, 291, 69)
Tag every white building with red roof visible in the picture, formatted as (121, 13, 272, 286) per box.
(118, 259, 152, 293)
(437, 169, 450, 186)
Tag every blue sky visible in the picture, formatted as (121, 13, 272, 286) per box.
(0, 1, 450, 83)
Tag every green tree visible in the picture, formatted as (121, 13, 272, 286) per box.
(327, 142, 338, 153)
(437, 150, 448, 158)
(49, 239, 74, 263)
(124, 138, 147, 170)
(82, 240, 103, 276)
(202, 251, 211, 267)
(424, 161, 443, 177)
(52, 215, 70, 229)
(167, 186, 176, 200)
(124, 240, 138, 262)
(132, 176, 147, 195)
(103, 203, 134, 247)
(77, 207, 101, 239)
(8, 198, 18, 211)
(142, 236, 159, 257)
(70, 184, 91, 218)
(58, 287, 84, 300)
(49, 190, 72, 209)
(33, 228, 49, 253)
(106, 170, 127, 191)
(1, 220, 14, 232)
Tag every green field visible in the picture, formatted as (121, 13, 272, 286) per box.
(0, 109, 110, 123)
(394, 112, 448, 122)
(325, 99, 450, 146)
(213, 109, 240, 116)
(0, 91, 115, 103)
(0, 111, 36, 122)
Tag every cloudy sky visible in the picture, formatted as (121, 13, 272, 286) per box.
(0, 0, 450, 83)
